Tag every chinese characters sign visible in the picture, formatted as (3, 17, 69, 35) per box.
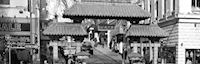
(98, 24, 115, 31)
(98, 25, 115, 29)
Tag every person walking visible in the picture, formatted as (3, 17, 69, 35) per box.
(100, 37, 105, 48)
(93, 38, 97, 47)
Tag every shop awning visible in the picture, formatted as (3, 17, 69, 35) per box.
(126, 25, 168, 37)
(43, 23, 88, 36)
(64, 2, 151, 19)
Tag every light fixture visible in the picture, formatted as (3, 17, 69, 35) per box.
(19, 10, 23, 14)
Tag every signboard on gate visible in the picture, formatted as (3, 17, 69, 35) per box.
(64, 47, 76, 55)
(98, 24, 115, 31)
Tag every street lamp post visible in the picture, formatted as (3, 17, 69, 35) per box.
(122, 34, 126, 64)
(5, 34, 11, 64)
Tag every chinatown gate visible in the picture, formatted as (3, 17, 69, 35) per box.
(62, 1, 167, 64)
(43, 1, 168, 64)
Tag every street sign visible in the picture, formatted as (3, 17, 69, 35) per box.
(8, 43, 39, 49)
(25, 44, 39, 48)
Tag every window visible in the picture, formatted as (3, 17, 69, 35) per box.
(158, 47, 176, 63)
(173, 0, 175, 11)
(192, 0, 200, 11)
(0, 0, 10, 4)
(186, 49, 200, 64)
(156, 1, 158, 18)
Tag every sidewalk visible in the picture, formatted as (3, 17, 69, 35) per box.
(94, 45, 122, 63)
(88, 39, 129, 64)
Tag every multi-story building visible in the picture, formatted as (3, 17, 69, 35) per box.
(144, 0, 200, 64)
(0, 0, 40, 63)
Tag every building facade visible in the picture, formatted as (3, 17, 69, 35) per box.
(153, 0, 200, 64)
(0, 0, 40, 64)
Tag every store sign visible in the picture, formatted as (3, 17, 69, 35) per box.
(0, 22, 30, 31)
(0, 19, 17, 23)
(9, 44, 38, 49)
(0, 23, 21, 31)
(6, 36, 31, 48)
(25, 44, 38, 48)
(10, 37, 30, 42)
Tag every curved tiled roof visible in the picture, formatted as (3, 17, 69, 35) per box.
(64, 2, 151, 18)
(43, 23, 88, 36)
(126, 25, 168, 37)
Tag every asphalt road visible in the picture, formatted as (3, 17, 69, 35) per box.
(84, 48, 121, 64)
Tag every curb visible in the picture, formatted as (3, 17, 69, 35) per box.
(93, 47, 121, 64)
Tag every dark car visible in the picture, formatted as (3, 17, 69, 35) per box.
(81, 42, 93, 55)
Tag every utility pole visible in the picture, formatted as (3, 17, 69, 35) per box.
(36, 0, 40, 63)
(29, 0, 36, 63)
(29, 0, 40, 63)
(122, 21, 127, 64)
(122, 34, 125, 64)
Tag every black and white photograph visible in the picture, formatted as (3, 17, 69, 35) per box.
(0, 0, 199, 64)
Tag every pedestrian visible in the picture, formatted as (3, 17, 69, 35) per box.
(100, 37, 105, 48)
(0, 56, 3, 64)
(119, 41, 123, 54)
(93, 38, 97, 47)
(44, 60, 48, 64)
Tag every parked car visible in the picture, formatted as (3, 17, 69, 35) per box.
(81, 42, 93, 55)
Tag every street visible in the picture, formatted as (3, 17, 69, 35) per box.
(84, 48, 121, 64)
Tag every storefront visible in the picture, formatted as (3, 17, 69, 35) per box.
(185, 49, 200, 64)
(158, 16, 200, 64)
(0, 17, 38, 64)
